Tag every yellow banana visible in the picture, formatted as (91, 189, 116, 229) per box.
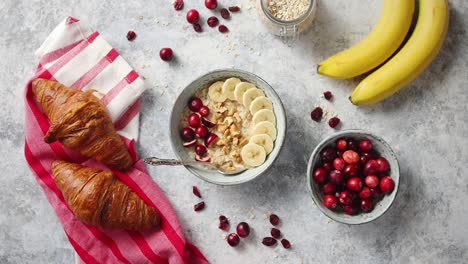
(350, 0, 449, 106)
(317, 0, 415, 79)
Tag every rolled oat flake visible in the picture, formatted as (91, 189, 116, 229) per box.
(268, 0, 311, 21)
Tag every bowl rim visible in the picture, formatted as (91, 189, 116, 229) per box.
(169, 68, 287, 185)
(306, 129, 400, 225)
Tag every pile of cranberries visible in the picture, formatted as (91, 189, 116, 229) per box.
(180, 97, 218, 162)
(218, 215, 251, 247)
(312, 138, 395, 215)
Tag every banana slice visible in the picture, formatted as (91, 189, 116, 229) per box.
(243, 88, 265, 109)
(253, 121, 277, 141)
(222, 78, 241, 100)
(241, 143, 266, 167)
(208, 81, 227, 102)
(234, 82, 255, 102)
(253, 109, 276, 126)
(249, 96, 273, 115)
(250, 134, 274, 155)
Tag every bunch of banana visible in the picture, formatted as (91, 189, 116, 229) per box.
(208, 78, 277, 167)
(318, 0, 449, 106)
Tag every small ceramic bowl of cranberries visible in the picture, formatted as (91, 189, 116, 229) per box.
(307, 130, 399, 225)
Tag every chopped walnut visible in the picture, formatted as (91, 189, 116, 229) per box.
(230, 124, 241, 136)
(233, 137, 239, 146)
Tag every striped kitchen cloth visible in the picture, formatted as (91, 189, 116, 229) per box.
(24, 17, 208, 264)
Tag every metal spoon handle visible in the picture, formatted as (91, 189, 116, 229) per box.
(144, 157, 194, 166)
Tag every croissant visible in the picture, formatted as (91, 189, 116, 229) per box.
(51, 160, 160, 230)
(32, 78, 133, 171)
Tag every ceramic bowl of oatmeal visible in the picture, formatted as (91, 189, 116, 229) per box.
(170, 69, 287, 185)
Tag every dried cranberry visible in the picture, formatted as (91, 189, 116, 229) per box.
(192, 186, 201, 198)
(186, 9, 200, 24)
(227, 233, 240, 247)
(220, 8, 230, 19)
(328, 117, 341, 128)
(323, 91, 333, 101)
(207, 16, 219, 27)
(311, 107, 323, 122)
(269, 214, 280, 226)
(173, 0, 184, 10)
(262, 237, 277, 246)
(281, 239, 291, 249)
(218, 215, 229, 231)
(126, 31, 137, 41)
(321, 147, 337, 162)
(270, 228, 281, 239)
(193, 23, 202, 33)
(236, 222, 250, 238)
(194, 201, 205, 211)
(229, 6, 241, 12)
(218, 25, 228, 33)
(159, 48, 174, 61)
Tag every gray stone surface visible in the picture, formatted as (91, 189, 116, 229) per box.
(1, 0, 467, 263)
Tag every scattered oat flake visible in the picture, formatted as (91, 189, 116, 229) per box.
(138, 15, 144, 20)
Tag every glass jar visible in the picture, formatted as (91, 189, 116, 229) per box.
(257, 0, 317, 37)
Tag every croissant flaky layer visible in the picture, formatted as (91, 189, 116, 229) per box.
(32, 78, 133, 171)
(52, 161, 160, 230)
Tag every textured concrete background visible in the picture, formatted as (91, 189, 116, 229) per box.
(1, 0, 467, 263)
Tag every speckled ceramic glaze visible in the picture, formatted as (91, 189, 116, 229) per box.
(307, 130, 400, 225)
(170, 69, 287, 185)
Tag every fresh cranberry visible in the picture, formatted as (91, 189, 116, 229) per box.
(310, 107, 323, 122)
(370, 188, 383, 199)
(202, 118, 216, 128)
(360, 152, 372, 166)
(180, 127, 195, 141)
(186, 9, 200, 24)
(336, 138, 348, 150)
(333, 158, 346, 171)
(188, 113, 201, 127)
(207, 16, 219, 27)
(323, 162, 333, 172)
(189, 97, 203, 112)
(195, 144, 207, 156)
(312, 168, 328, 184)
(173, 0, 184, 10)
(194, 201, 205, 211)
(363, 160, 379, 176)
(193, 23, 202, 32)
(195, 126, 208, 138)
(380, 176, 395, 193)
(347, 139, 358, 151)
(220, 8, 230, 19)
(229, 6, 241, 12)
(365, 175, 379, 188)
(336, 150, 344, 158)
(218, 25, 229, 33)
(360, 199, 373, 212)
(204, 0, 218, 9)
(346, 177, 363, 192)
(281, 239, 291, 249)
(329, 170, 344, 185)
(323, 91, 333, 101)
(344, 205, 359, 215)
(269, 214, 280, 226)
(192, 186, 201, 198)
(236, 222, 250, 238)
(321, 183, 336, 194)
(205, 133, 218, 147)
(328, 117, 340, 128)
(338, 190, 354, 205)
(359, 186, 372, 199)
(359, 139, 372, 152)
(199, 106, 210, 117)
(376, 157, 390, 173)
(126, 31, 137, 41)
(323, 194, 338, 209)
(270, 228, 281, 239)
(321, 147, 337, 162)
(262, 237, 277, 246)
(343, 164, 358, 178)
(343, 150, 360, 164)
(219, 215, 229, 231)
(227, 233, 240, 247)
(159, 48, 173, 61)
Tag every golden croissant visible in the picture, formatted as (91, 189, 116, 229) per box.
(52, 160, 160, 230)
(32, 78, 133, 171)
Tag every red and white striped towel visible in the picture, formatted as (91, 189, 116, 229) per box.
(24, 17, 208, 264)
